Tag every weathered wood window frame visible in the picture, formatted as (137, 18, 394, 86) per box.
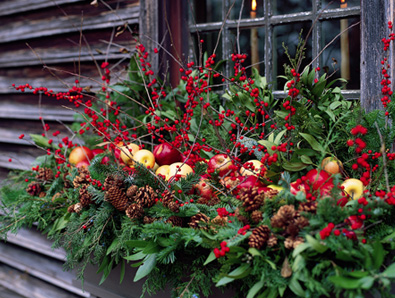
(189, 0, 360, 99)
(141, 0, 395, 111)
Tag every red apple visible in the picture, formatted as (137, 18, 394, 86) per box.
(92, 148, 109, 164)
(76, 160, 90, 168)
(207, 154, 234, 177)
(304, 169, 334, 196)
(69, 146, 94, 165)
(233, 175, 267, 195)
(195, 177, 216, 199)
(153, 143, 181, 166)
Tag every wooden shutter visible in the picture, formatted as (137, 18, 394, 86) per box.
(0, 1, 139, 296)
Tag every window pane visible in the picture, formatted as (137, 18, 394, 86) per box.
(322, 0, 360, 9)
(191, 31, 222, 62)
(193, 0, 223, 23)
(230, 0, 264, 19)
(273, 0, 312, 15)
(273, 22, 312, 89)
(321, 17, 360, 89)
(229, 27, 265, 75)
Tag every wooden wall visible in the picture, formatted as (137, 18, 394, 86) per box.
(0, 1, 139, 297)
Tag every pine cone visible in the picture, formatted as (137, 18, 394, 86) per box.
(248, 225, 271, 249)
(211, 215, 228, 226)
(237, 215, 249, 226)
(284, 236, 304, 249)
(126, 185, 139, 198)
(126, 203, 144, 219)
(105, 186, 129, 211)
(38, 192, 46, 198)
(52, 192, 64, 202)
(189, 213, 210, 229)
(298, 201, 317, 213)
(264, 188, 279, 200)
(294, 216, 309, 230)
(251, 210, 263, 223)
(73, 168, 90, 188)
(134, 185, 157, 208)
(67, 204, 76, 213)
(160, 189, 175, 207)
(168, 201, 180, 213)
(74, 202, 83, 213)
(104, 175, 124, 191)
(167, 216, 184, 227)
(26, 182, 42, 196)
(35, 168, 54, 182)
(271, 205, 297, 229)
(79, 185, 93, 207)
(267, 234, 278, 247)
(63, 172, 72, 188)
(143, 216, 156, 224)
(239, 186, 264, 212)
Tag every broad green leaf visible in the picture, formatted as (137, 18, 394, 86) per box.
(125, 240, 148, 249)
(134, 253, 157, 282)
(99, 257, 114, 285)
(289, 277, 305, 296)
(282, 161, 308, 172)
(119, 261, 125, 284)
(329, 276, 362, 289)
(347, 270, 369, 278)
(106, 239, 119, 255)
(292, 242, 311, 258)
(382, 262, 395, 278)
(305, 235, 328, 253)
(274, 129, 287, 144)
(299, 132, 325, 152)
(247, 280, 265, 298)
(124, 251, 146, 261)
(258, 140, 277, 154)
(216, 264, 251, 287)
(203, 251, 217, 265)
(30, 134, 53, 148)
(300, 155, 313, 164)
(372, 241, 385, 270)
(248, 247, 263, 258)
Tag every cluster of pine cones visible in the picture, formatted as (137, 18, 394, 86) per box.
(26, 167, 54, 197)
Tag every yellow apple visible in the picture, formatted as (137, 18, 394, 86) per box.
(132, 149, 156, 169)
(168, 162, 194, 179)
(153, 162, 160, 172)
(240, 160, 266, 177)
(156, 165, 171, 180)
(267, 184, 283, 192)
(341, 178, 364, 200)
(120, 143, 140, 166)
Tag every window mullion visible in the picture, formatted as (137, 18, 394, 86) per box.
(265, 0, 273, 84)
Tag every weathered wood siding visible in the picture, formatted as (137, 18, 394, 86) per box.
(0, 0, 139, 178)
(0, 1, 139, 296)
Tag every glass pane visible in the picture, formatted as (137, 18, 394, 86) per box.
(193, 0, 223, 23)
(230, 0, 264, 19)
(273, 22, 312, 89)
(321, 17, 360, 89)
(229, 27, 265, 76)
(273, 0, 312, 15)
(322, 0, 360, 9)
(191, 31, 222, 63)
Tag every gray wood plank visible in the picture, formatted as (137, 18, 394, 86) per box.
(0, 241, 90, 297)
(0, 5, 139, 43)
(0, 0, 84, 17)
(0, 263, 89, 298)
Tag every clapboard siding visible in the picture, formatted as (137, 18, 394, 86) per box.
(0, 1, 139, 296)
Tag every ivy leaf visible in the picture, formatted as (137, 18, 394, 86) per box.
(134, 253, 157, 282)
